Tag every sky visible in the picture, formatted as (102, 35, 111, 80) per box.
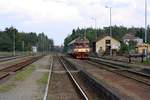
(0, 0, 150, 45)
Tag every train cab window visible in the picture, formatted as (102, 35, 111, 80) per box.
(75, 43, 81, 48)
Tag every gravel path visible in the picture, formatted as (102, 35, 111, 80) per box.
(0, 55, 51, 100)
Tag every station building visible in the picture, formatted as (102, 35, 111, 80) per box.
(96, 36, 121, 56)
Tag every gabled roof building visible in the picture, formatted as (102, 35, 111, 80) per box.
(122, 33, 143, 45)
(96, 35, 121, 55)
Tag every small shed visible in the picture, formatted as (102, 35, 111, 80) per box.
(136, 43, 150, 55)
(96, 36, 121, 55)
(32, 46, 37, 53)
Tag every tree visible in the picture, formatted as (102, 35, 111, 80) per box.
(119, 42, 128, 55)
(63, 25, 150, 53)
(0, 27, 54, 52)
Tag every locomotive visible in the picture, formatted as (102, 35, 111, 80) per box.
(67, 37, 90, 59)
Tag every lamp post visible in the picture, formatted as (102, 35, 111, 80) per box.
(145, 0, 147, 43)
(13, 31, 16, 56)
(91, 17, 97, 41)
(84, 26, 87, 38)
(22, 41, 24, 55)
(41, 35, 43, 54)
(105, 6, 112, 56)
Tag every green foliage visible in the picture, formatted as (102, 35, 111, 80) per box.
(120, 41, 137, 55)
(120, 42, 128, 54)
(14, 65, 36, 81)
(64, 25, 150, 52)
(0, 26, 54, 52)
(0, 64, 36, 93)
(142, 58, 150, 65)
(37, 33, 53, 52)
(128, 41, 137, 53)
(37, 72, 48, 86)
(0, 82, 16, 93)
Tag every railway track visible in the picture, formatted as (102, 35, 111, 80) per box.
(88, 57, 150, 80)
(91, 55, 140, 63)
(0, 55, 27, 62)
(0, 56, 14, 59)
(86, 60, 150, 86)
(59, 56, 119, 100)
(59, 56, 89, 100)
(0, 55, 43, 80)
(66, 57, 150, 100)
(45, 56, 89, 100)
(89, 57, 150, 73)
(89, 56, 150, 70)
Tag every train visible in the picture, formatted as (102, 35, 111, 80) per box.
(67, 37, 90, 59)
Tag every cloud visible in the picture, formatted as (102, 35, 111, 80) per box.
(0, 0, 82, 24)
(0, 0, 149, 45)
(0, 0, 149, 26)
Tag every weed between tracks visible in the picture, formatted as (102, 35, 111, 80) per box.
(37, 72, 49, 86)
(0, 64, 36, 93)
(14, 65, 36, 81)
(0, 82, 16, 93)
(36, 72, 49, 100)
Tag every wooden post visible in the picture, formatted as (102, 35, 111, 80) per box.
(128, 55, 131, 63)
(141, 54, 144, 63)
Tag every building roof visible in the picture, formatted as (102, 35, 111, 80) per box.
(122, 33, 137, 40)
(96, 35, 120, 43)
(68, 36, 89, 46)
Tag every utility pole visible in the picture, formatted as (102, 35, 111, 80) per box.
(42, 36, 44, 55)
(91, 17, 97, 41)
(145, 0, 147, 43)
(84, 26, 86, 38)
(43, 35, 45, 54)
(144, 0, 148, 58)
(106, 6, 112, 56)
(13, 31, 16, 56)
(41, 35, 43, 55)
(22, 41, 24, 55)
(110, 7, 112, 37)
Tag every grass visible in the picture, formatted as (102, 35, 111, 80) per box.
(36, 72, 49, 100)
(0, 64, 36, 93)
(37, 72, 49, 86)
(0, 82, 16, 93)
(14, 65, 36, 81)
(142, 59, 150, 65)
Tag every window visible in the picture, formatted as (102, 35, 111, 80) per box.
(106, 40, 111, 44)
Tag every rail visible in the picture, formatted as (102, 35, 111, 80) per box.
(0, 56, 22, 62)
(59, 56, 89, 100)
(43, 56, 54, 100)
(86, 59, 150, 86)
(0, 55, 43, 80)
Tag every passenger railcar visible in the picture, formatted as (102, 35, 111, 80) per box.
(67, 37, 90, 59)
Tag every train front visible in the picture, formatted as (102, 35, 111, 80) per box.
(73, 38, 90, 59)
